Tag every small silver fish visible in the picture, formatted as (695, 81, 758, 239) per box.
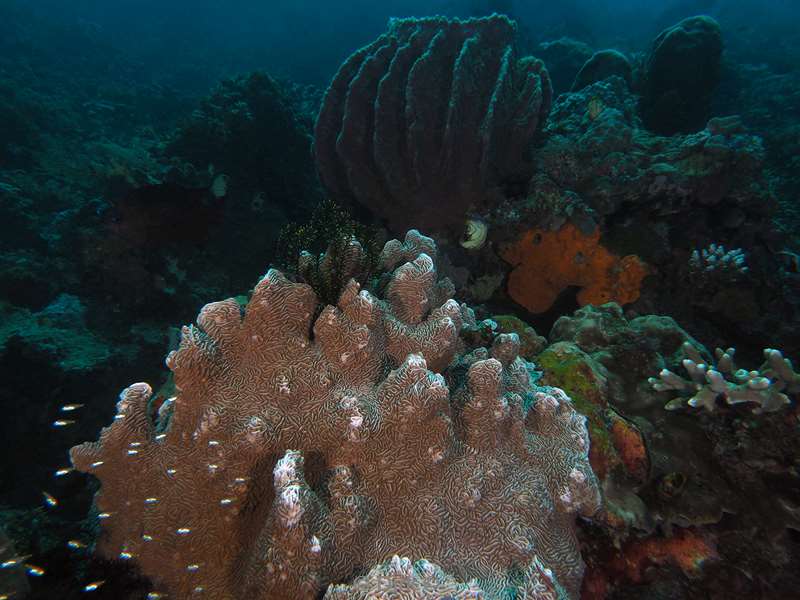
(83, 580, 105, 592)
(1, 554, 30, 569)
(25, 564, 45, 576)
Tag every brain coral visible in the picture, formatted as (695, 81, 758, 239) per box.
(314, 14, 552, 233)
(71, 230, 599, 599)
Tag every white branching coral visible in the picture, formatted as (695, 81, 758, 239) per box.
(650, 341, 799, 413)
(688, 243, 749, 285)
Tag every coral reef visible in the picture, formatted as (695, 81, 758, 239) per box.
(70, 230, 600, 599)
(490, 315, 547, 361)
(571, 50, 632, 92)
(323, 555, 486, 599)
(501, 223, 648, 314)
(584, 527, 719, 594)
(715, 62, 800, 242)
(539, 303, 800, 597)
(314, 14, 552, 233)
(651, 342, 798, 413)
(3, 4, 800, 598)
(0, 80, 42, 168)
(324, 554, 565, 599)
(0, 12, 328, 590)
(536, 38, 594, 96)
(536, 80, 767, 224)
(640, 16, 723, 135)
(489, 71, 796, 355)
(493, 74, 773, 259)
(167, 71, 318, 221)
(0, 294, 122, 372)
(688, 243, 748, 283)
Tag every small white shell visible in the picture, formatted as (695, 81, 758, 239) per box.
(460, 218, 488, 249)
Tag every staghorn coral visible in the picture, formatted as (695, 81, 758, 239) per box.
(501, 223, 648, 314)
(70, 230, 600, 599)
(650, 342, 799, 413)
(687, 243, 749, 287)
(314, 14, 552, 233)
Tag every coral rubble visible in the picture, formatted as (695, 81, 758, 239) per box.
(70, 230, 600, 599)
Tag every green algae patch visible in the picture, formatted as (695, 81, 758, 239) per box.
(538, 341, 650, 485)
(491, 314, 547, 361)
(538, 341, 618, 479)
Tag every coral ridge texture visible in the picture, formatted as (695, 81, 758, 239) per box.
(71, 230, 600, 599)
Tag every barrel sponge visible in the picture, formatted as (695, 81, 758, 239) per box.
(314, 14, 552, 233)
(641, 15, 723, 135)
(71, 229, 599, 599)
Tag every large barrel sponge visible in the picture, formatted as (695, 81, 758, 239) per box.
(640, 15, 723, 135)
(314, 15, 552, 233)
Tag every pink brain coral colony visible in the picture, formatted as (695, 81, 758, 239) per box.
(70, 230, 600, 599)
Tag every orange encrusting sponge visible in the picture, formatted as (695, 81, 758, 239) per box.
(501, 223, 648, 313)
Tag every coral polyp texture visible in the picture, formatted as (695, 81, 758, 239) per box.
(323, 554, 564, 600)
(314, 15, 552, 233)
(70, 230, 600, 599)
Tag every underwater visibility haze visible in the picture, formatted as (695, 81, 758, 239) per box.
(1, 0, 800, 598)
